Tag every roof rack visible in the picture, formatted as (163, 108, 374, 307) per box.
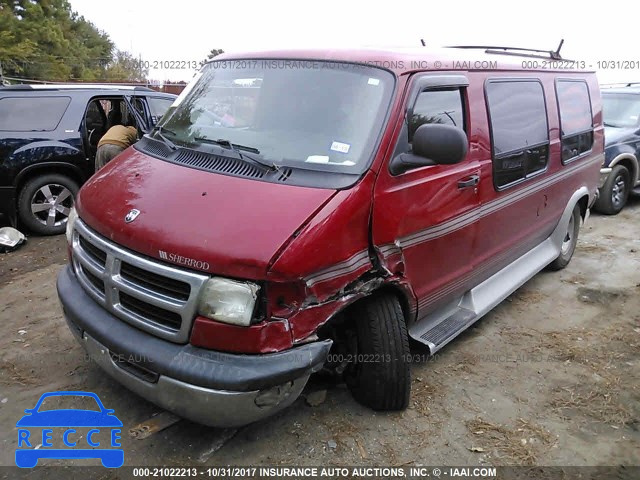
(442, 39, 567, 61)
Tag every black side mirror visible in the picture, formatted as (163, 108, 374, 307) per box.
(389, 124, 468, 175)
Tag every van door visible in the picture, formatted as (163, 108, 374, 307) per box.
(372, 74, 481, 322)
(473, 78, 554, 276)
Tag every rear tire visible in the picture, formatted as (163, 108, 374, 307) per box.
(594, 165, 630, 215)
(17, 174, 79, 235)
(345, 293, 411, 411)
(548, 204, 581, 271)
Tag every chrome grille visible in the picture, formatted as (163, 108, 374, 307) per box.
(71, 219, 209, 343)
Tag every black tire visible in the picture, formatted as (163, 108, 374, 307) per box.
(548, 204, 581, 271)
(17, 174, 79, 235)
(594, 165, 631, 215)
(345, 293, 411, 411)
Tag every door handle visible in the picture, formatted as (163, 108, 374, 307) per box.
(457, 174, 480, 189)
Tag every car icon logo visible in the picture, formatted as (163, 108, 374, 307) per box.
(125, 209, 140, 223)
(15, 391, 124, 468)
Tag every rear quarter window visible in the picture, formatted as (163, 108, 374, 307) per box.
(0, 96, 71, 132)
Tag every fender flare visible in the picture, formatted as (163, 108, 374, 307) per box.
(608, 153, 639, 185)
(550, 186, 590, 253)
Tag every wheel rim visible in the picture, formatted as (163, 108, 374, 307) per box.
(561, 214, 575, 255)
(611, 174, 626, 207)
(30, 184, 74, 227)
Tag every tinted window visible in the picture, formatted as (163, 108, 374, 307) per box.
(487, 81, 548, 154)
(556, 80, 593, 163)
(557, 81, 592, 134)
(0, 96, 71, 131)
(409, 89, 464, 140)
(486, 81, 549, 188)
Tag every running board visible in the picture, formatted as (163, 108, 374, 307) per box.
(409, 236, 559, 353)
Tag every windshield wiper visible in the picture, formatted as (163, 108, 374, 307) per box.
(603, 121, 622, 128)
(153, 126, 178, 150)
(194, 137, 279, 171)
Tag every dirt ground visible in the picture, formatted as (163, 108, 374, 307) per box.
(0, 199, 639, 468)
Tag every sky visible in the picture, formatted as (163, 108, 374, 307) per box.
(69, 0, 640, 85)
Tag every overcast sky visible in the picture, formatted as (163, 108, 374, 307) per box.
(70, 0, 640, 85)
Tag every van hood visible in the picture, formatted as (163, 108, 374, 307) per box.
(76, 148, 337, 280)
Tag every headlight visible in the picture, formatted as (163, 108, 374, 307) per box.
(65, 207, 78, 244)
(197, 278, 259, 326)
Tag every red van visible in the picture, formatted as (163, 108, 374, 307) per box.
(57, 47, 603, 427)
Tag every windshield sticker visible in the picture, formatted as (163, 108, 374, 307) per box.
(330, 141, 351, 154)
(368, 78, 380, 86)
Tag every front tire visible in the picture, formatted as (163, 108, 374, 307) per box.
(345, 293, 411, 411)
(17, 174, 79, 235)
(594, 165, 631, 215)
(548, 204, 581, 271)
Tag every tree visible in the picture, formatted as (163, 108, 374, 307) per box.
(0, 0, 146, 83)
(103, 50, 148, 83)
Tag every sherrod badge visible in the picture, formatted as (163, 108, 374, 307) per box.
(124, 209, 140, 223)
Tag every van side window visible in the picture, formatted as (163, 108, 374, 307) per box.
(486, 80, 549, 189)
(556, 80, 593, 163)
(409, 89, 465, 142)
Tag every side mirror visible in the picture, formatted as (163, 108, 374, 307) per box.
(389, 124, 468, 175)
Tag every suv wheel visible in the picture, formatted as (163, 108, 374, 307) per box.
(595, 165, 631, 215)
(345, 293, 411, 411)
(18, 174, 79, 235)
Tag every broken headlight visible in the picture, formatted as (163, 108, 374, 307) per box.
(197, 278, 260, 326)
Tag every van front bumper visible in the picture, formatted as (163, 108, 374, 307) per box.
(57, 265, 331, 427)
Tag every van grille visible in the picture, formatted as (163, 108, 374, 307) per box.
(71, 219, 209, 343)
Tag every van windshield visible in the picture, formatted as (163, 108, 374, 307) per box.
(602, 93, 640, 128)
(155, 60, 395, 174)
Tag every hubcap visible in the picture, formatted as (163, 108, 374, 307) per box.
(561, 214, 575, 255)
(611, 174, 626, 207)
(30, 184, 74, 227)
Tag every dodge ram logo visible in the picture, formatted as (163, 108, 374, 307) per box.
(124, 209, 140, 223)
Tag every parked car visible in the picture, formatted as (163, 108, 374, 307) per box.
(57, 47, 603, 427)
(596, 85, 640, 214)
(0, 85, 176, 235)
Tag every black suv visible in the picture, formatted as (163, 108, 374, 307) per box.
(597, 85, 640, 214)
(0, 85, 176, 234)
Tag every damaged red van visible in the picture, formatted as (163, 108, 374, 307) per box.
(57, 46, 603, 427)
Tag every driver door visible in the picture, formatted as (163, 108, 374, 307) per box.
(372, 74, 481, 321)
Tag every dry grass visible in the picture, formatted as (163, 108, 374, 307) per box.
(465, 417, 554, 465)
(537, 319, 639, 426)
